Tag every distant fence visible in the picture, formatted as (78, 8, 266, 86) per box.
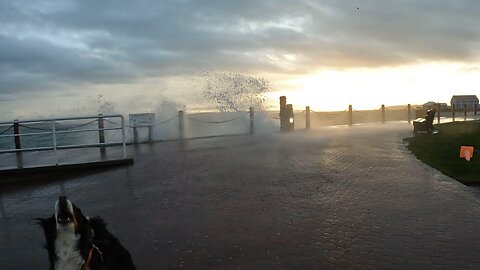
(126, 108, 256, 143)
(292, 104, 480, 129)
(1, 103, 477, 153)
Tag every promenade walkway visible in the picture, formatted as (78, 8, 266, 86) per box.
(1, 123, 480, 269)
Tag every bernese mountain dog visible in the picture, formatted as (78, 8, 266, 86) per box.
(36, 196, 136, 270)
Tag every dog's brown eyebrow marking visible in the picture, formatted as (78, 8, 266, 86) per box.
(72, 205, 78, 230)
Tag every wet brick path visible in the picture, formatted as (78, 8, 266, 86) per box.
(1, 123, 480, 269)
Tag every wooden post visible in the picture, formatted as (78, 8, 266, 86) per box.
(381, 104, 385, 124)
(407, 104, 411, 124)
(98, 115, 106, 157)
(148, 127, 153, 143)
(348, 105, 353, 126)
(13, 119, 22, 168)
(249, 107, 254, 135)
(464, 104, 467, 121)
(13, 119, 21, 149)
(280, 96, 287, 132)
(436, 103, 441, 124)
(305, 106, 310, 130)
(452, 104, 455, 122)
(178, 110, 185, 140)
(133, 127, 138, 144)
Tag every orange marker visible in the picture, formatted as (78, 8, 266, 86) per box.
(460, 146, 474, 161)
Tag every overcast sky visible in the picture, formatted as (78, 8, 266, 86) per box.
(1, 0, 480, 117)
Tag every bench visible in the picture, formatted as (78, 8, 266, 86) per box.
(413, 109, 436, 134)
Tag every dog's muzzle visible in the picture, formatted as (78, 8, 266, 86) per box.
(55, 196, 74, 226)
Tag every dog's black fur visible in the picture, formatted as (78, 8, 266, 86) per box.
(36, 196, 136, 270)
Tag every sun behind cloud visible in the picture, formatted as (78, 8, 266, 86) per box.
(267, 63, 480, 111)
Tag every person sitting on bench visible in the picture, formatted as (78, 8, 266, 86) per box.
(413, 109, 436, 134)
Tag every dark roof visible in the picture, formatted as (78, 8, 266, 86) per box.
(451, 95, 479, 102)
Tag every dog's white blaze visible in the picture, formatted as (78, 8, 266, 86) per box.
(55, 199, 74, 230)
(54, 198, 83, 270)
(54, 227, 84, 270)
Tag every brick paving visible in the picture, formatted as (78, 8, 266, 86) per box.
(1, 123, 480, 269)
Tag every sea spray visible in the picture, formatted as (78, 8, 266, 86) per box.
(68, 95, 118, 116)
(198, 72, 278, 136)
(202, 72, 269, 112)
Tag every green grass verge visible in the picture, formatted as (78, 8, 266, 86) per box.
(404, 121, 480, 184)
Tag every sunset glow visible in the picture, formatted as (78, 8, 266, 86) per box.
(268, 63, 480, 111)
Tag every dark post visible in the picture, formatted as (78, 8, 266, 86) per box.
(475, 103, 478, 116)
(464, 104, 467, 121)
(178, 110, 185, 140)
(13, 119, 23, 168)
(452, 104, 455, 122)
(148, 127, 153, 143)
(98, 115, 106, 157)
(305, 106, 311, 130)
(249, 107, 254, 135)
(407, 104, 411, 124)
(381, 104, 386, 124)
(348, 105, 353, 126)
(436, 103, 441, 124)
(13, 119, 21, 149)
(133, 127, 138, 144)
(279, 96, 287, 132)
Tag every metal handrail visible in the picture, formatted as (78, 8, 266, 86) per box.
(0, 131, 52, 138)
(56, 127, 122, 135)
(0, 114, 127, 161)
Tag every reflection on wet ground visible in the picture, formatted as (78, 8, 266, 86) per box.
(2, 123, 480, 269)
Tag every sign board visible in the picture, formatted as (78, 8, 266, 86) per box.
(129, 113, 155, 127)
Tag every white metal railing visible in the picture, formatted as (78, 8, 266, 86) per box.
(0, 114, 127, 164)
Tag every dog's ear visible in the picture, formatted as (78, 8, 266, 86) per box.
(35, 216, 55, 230)
(34, 216, 56, 248)
(72, 203, 89, 223)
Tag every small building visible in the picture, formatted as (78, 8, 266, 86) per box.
(450, 95, 479, 110)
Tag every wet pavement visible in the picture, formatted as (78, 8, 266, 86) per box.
(1, 123, 480, 269)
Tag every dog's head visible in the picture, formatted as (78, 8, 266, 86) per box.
(55, 196, 80, 230)
(37, 196, 90, 233)
(37, 196, 93, 265)
(55, 196, 76, 229)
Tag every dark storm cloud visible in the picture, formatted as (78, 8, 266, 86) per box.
(1, 0, 479, 98)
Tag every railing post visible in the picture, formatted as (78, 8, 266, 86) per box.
(51, 120, 58, 165)
(436, 103, 441, 124)
(306, 106, 310, 130)
(348, 105, 353, 126)
(249, 107, 254, 135)
(381, 104, 385, 124)
(133, 127, 138, 144)
(98, 114, 106, 157)
(452, 104, 455, 122)
(475, 103, 478, 116)
(407, 104, 411, 124)
(279, 96, 287, 132)
(121, 116, 127, 159)
(13, 119, 21, 149)
(464, 104, 467, 121)
(148, 126, 153, 143)
(178, 110, 185, 140)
